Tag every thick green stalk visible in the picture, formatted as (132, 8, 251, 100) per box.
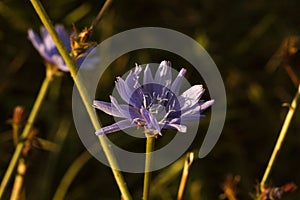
(28, 0, 132, 199)
(0, 72, 53, 198)
(143, 135, 155, 200)
(260, 84, 300, 191)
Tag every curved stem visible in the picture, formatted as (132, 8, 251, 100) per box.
(260, 84, 300, 191)
(143, 135, 155, 200)
(52, 151, 92, 200)
(0, 72, 53, 198)
(28, 0, 132, 199)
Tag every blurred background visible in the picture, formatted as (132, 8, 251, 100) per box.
(1, 0, 300, 199)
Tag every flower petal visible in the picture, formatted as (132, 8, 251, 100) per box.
(95, 119, 135, 135)
(125, 64, 142, 90)
(110, 96, 133, 118)
(170, 68, 186, 95)
(162, 123, 187, 133)
(141, 107, 161, 135)
(50, 54, 69, 71)
(28, 29, 50, 61)
(180, 100, 214, 123)
(41, 26, 58, 56)
(115, 77, 131, 103)
(93, 100, 125, 118)
(143, 64, 153, 85)
(154, 61, 172, 88)
(55, 25, 71, 52)
(178, 85, 205, 110)
(28, 29, 43, 52)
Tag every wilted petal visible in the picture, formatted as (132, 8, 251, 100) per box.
(154, 61, 172, 88)
(95, 119, 135, 135)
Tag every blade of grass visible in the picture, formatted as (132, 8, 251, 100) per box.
(0, 66, 54, 198)
(260, 84, 300, 191)
(28, 0, 132, 199)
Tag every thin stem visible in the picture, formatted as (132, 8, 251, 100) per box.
(28, 0, 132, 199)
(177, 152, 194, 200)
(52, 151, 92, 200)
(260, 84, 300, 191)
(10, 158, 26, 200)
(0, 72, 53, 198)
(143, 135, 155, 200)
(89, 0, 113, 33)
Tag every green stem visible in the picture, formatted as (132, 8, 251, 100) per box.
(28, 0, 132, 199)
(260, 84, 300, 191)
(52, 151, 92, 200)
(0, 72, 53, 198)
(143, 135, 155, 200)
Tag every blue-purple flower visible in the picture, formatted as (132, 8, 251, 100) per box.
(93, 61, 214, 136)
(28, 25, 92, 71)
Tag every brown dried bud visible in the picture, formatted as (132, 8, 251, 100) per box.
(13, 106, 25, 124)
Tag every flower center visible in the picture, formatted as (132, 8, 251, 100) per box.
(129, 83, 182, 128)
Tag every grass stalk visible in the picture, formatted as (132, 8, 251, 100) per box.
(260, 84, 300, 191)
(143, 135, 155, 200)
(28, 0, 132, 199)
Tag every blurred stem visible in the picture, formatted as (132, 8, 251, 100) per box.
(28, 0, 132, 199)
(0, 66, 54, 198)
(143, 134, 155, 200)
(260, 84, 300, 191)
(10, 158, 26, 200)
(52, 151, 92, 200)
(89, 0, 113, 33)
(177, 152, 194, 200)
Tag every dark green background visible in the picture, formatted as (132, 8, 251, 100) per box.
(1, 0, 300, 199)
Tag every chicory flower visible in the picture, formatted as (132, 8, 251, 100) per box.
(93, 61, 214, 136)
(28, 24, 92, 71)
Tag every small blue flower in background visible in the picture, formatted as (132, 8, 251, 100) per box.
(93, 61, 214, 136)
(28, 24, 93, 71)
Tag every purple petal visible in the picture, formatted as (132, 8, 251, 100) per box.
(162, 123, 187, 133)
(180, 100, 214, 123)
(178, 85, 205, 110)
(143, 64, 154, 84)
(50, 54, 69, 71)
(28, 29, 50, 61)
(93, 100, 125, 118)
(28, 29, 43, 52)
(76, 46, 97, 68)
(110, 96, 132, 118)
(154, 61, 172, 88)
(140, 107, 161, 135)
(95, 119, 135, 135)
(126, 65, 142, 86)
(55, 25, 71, 52)
(41, 26, 58, 56)
(115, 77, 131, 103)
(170, 68, 186, 95)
